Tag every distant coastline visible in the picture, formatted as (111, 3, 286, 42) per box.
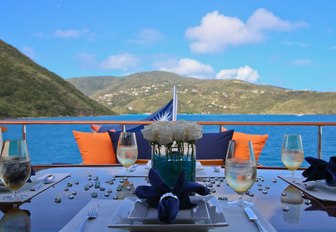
(68, 71, 336, 115)
(2, 114, 336, 167)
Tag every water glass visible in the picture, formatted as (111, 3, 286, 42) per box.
(0, 140, 31, 201)
(281, 134, 304, 177)
(117, 132, 138, 170)
(225, 140, 257, 207)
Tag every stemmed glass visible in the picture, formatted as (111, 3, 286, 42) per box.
(225, 140, 257, 207)
(117, 132, 138, 176)
(281, 134, 304, 177)
(0, 140, 31, 201)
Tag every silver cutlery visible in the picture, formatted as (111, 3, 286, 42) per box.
(244, 207, 267, 232)
(30, 174, 55, 191)
(77, 203, 99, 232)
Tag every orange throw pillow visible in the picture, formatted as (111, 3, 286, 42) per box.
(73, 130, 117, 164)
(232, 132, 268, 162)
(222, 128, 268, 162)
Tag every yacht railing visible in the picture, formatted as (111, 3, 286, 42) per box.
(1, 120, 336, 160)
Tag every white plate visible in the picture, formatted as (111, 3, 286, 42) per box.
(128, 198, 210, 223)
(316, 180, 336, 191)
(108, 196, 228, 231)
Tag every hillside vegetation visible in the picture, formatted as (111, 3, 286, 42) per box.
(68, 71, 336, 114)
(2, 37, 334, 117)
(0, 39, 113, 118)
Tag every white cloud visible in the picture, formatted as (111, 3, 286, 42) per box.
(185, 8, 308, 53)
(52, 28, 94, 40)
(130, 28, 164, 45)
(154, 58, 215, 79)
(216, 66, 260, 83)
(283, 41, 310, 47)
(246, 8, 307, 32)
(292, 59, 312, 66)
(21, 46, 36, 59)
(100, 53, 140, 70)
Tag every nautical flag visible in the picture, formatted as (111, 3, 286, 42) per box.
(91, 87, 178, 132)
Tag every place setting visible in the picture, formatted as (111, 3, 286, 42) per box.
(280, 155, 336, 202)
(60, 166, 276, 232)
(0, 139, 70, 204)
(60, 139, 276, 232)
(59, 167, 225, 231)
(109, 168, 228, 231)
(277, 134, 336, 202)
(222, 140, 276, 232)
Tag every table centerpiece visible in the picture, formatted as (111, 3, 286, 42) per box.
(141, 121, 202, 187)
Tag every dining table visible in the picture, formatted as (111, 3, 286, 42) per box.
(0, 164, 335, 232)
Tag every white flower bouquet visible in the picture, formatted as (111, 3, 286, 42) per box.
(141, 120, 203, 145)
(141, 120, 203, 186)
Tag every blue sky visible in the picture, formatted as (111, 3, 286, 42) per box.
(1, 0, 336, 91)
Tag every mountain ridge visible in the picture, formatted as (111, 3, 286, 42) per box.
(68, 71, 336, 114)
(0, 39, 113, 118)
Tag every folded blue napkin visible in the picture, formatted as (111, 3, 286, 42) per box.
(302, 156, 336, 185)
(135, 168, 210, 223)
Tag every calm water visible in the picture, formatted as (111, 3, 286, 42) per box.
(2, 114, 336, 167)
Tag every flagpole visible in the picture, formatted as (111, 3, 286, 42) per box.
(172, 86, 177, 121)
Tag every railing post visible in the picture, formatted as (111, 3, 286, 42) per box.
(22, 124, 27, 141)
(0, 126, 3, 150)
(318, 125, 322, 159)
(122, 124, 126, 132)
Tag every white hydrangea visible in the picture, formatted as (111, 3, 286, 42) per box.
(141, 120, 203, 145)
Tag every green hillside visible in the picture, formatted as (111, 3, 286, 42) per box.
(0, 39, 113, 118)
(68, 71, 336, 114)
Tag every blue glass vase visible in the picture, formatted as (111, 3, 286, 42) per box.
(151, 142, 196, 188)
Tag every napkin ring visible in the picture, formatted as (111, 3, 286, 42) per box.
(160, 192, 178, 202)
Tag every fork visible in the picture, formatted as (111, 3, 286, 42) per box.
(77, 203, 99, 232)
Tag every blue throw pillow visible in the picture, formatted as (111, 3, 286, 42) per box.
(108, 131, 152, 159)
(196, 130, 234, 160)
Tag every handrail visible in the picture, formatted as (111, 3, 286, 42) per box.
(1, 120, 336, 126)
(1, 120, 335, 160)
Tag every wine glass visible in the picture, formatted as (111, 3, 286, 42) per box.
(225, 140, 257, 207)
(117, 132, 138, 175)
(0, 140, 31, 201)
(281, 134, 304, 177)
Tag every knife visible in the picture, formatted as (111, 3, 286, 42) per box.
(244, 207, 267, 232)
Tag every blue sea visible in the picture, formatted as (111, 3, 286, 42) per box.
(2, 114, 336, 167)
